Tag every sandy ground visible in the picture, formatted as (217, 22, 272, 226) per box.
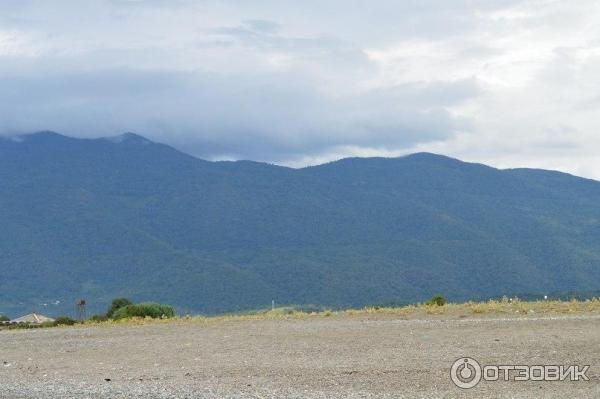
(0, 313, 599, 398)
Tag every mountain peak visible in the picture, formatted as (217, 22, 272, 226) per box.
(106, 132, 152, 144)
(306, 152, 464, 171)
(401, 152, 462, 163)
(21, 131, 71, 142)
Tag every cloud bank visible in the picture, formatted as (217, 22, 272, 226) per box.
(1, 1, 600, 177)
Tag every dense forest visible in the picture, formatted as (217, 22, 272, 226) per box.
(2, 132, 600, 316)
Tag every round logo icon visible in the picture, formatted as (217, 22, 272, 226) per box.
(451, 357, 482, 389)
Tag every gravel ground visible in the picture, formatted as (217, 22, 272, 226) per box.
(0, 314, 599, 398)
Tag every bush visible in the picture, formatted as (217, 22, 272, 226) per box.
(426, 295, 446, 306)
(0, 315, 10, 322)
(112, 302, 175, 319)
(54, 316, 77, 326)
(89, 314, 109, 322)
(106, 297, 133, 318)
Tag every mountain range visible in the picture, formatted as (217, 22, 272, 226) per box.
(1, 132, 600, 316)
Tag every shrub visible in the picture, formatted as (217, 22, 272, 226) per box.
(106, 297, 133, 318)
(89, 314, 109, 322)
(54, 316, 77, 326)
(112, 302, 175, 319)
(426, 295, 446, 306)
(0, 315, 10, 322)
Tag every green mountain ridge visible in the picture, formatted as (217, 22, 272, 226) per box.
(1, 132, 599, 316)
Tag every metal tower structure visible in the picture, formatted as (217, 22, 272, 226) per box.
(75, 299, 86, 322)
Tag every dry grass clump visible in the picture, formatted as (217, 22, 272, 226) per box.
(84, 306, 322, 328)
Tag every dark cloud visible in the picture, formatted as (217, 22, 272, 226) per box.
(1, 0, 599, 176)
(0, 64, 477, 161)
(0, 0, 485, 163)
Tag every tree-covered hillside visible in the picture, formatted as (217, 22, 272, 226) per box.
(1, 132, 600, 316)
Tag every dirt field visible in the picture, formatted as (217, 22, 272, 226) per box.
(1, 313, 599, 398)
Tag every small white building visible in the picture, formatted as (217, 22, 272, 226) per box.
(10, 313, 55, 324)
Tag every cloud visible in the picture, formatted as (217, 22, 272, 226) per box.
(1, 1, 600, 177)
(0, 65, 476, 162)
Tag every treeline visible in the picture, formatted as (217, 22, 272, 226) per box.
(89, 298, 175, 321)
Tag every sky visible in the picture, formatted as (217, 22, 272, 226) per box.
(1, 0, 600, 178)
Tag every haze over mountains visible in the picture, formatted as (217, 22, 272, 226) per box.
(1, 132, 600, 316)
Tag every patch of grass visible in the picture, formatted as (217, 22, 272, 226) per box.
(112, 302, 175, 320)
(2, 316, 79, 330)
(89, 314, 109, 322)
(54, 316, 77, 326)
(10, 298, 598, 331)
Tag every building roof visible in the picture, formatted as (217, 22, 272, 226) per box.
(10, 313, 55, 324)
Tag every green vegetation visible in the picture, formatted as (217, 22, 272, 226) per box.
(112, 302, 175, 319)
(426, 295, 446, 306)
(98, 297, 175, 320)
(1, 316, 78, 330)
(84, 298, 600, 327)
(53, 316, 77, 326)
(0, 315, 9, 322)
(4, 299, 600, 330)
(3, 133, 600, 316)
(106, 298, 133, 318)
(89, 314, 109, 322)
(0, 298, 175, 329)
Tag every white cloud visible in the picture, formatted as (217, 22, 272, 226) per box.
(1, 0, 600, 178)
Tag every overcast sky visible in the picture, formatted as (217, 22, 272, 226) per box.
(1, 0, 600, 177)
